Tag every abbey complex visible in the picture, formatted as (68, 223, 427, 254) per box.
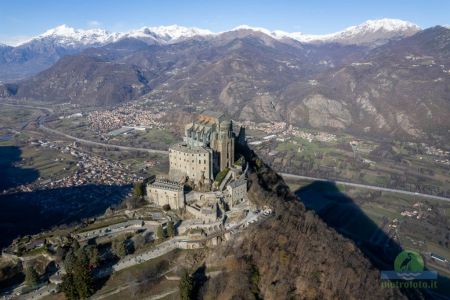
(146, 111, 248, 222)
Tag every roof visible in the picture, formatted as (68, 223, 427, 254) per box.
(170, 142, 211, 154)
(201, 110, 224, 120)
(228, 178, 247, 189)
(149, 178, 184, 191)
(431, 253, 447, 261)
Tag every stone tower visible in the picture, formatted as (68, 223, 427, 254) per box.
(182, 110, 238, 177)
(215, 120, 234, 171)
(237, 126, 246, 146)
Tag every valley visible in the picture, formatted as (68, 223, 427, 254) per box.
(0, 100, 449, 298)
(1, 13, 450, 299)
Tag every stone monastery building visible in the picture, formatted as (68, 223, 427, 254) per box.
(146, 111, 246, 211)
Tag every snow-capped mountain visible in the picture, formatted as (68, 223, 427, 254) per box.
(124, 25, 213, 42)
(295, 19, 421, 45)
(0, 19, 424, 81)
(37, 24, 120, 47)
(230, 19, 421, 45)
(17, 24, 213, 48)
(7, 18, 420, 48)
(229, 25, 292, 40)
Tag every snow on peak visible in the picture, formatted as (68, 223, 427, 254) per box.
(294, 18, 421, 44)
(39, 24, 117, 46)
(41, 24, 78, 37)
(9, 18, 422, 48)
(147, 25, 213, 39)
(16, 24, 213, 47)
(356, 18, 420, 32)
(230, 25, 291, 39)
(230, 19, 420, 44)
(124, 24, 213, 42)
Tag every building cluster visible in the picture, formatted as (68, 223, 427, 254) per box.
(67, 149, 143, 186)
(420, 143, 450, 165)
(236, 120, 287, 135)
(236, 120, 337, 145)
(400, 202, 432, 219)
(422, 143, 450, 157)
(286, 125, 337, 143)
(3, 140, 144, 195)
(146, 111, 248, 223)
(87, 104, 167, 133)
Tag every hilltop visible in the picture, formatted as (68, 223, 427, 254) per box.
(194, 145, 422, 299)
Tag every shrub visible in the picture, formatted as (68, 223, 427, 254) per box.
(167, 221, 175, 237)
(24, 266, 39, 287)
(111, 238, 128, 258)
(61, 247, 94, 299)
(179, 269, 194, 300)
(156, 225, 167, 239)
(133, 181, 145, 198)
(214, 168, 230, 185)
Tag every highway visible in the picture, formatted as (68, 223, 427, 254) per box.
(41, 124, 450, 202)
(280, 173, 450, 203)
(38, 122, 450, 202)
(2, 102, 449, 202)
(40, 124, 169, 155)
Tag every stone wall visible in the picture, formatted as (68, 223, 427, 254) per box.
(169, 143, 213, 181)
(147, 185, 185, 209)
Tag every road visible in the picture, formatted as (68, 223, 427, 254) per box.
(113, 209, 268, 272)
(113, 238, 181, 272)
(3, 102, 449, 203)
(14, 283, 58, 300)
(0, 102, 54, 113)
(39, 120, 450, 203)
(39, 122, 450, 202)
(40, 124, 169, 155)
(280, 173, 450, 202)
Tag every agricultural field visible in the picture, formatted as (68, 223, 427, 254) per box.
(46, 116, 179, 151)
(250, 127, 450, 198)
(286, 177, 450, 285)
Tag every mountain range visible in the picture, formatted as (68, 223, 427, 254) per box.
(1, 19, 449, 142)
(0, 19, 420, 81)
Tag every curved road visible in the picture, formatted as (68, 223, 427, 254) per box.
(40, 124, 169, 155)
(2, 102, 449, 202)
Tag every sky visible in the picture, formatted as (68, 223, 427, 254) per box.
(1, 0, 449, 45)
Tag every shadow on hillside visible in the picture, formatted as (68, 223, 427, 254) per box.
(295, 181, 401, 269)
(0, 184, 131, 248)
(295, 181, 450, 298)
(0, 146, 39, 191)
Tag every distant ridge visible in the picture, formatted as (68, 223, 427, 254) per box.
(3, 18, 420, 47)
(0, 18, 425, 81)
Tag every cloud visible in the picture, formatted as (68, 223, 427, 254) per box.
(87, 20, 102, 28)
